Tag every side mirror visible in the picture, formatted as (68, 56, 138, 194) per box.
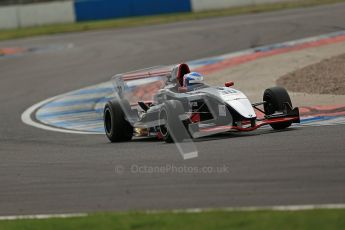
(225, 81, 234, 87)
(178, 87, 188, 93)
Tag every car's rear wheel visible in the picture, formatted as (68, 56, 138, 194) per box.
(263, 86, 293, 130)
(104, 100, 133, 142)
(158, 100, 186, 143)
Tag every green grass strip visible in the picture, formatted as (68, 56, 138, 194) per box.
(0, 209, 345, 230)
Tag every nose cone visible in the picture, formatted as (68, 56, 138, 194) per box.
(226, 99, 256, 119)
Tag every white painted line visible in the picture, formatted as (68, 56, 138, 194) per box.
(0, 213, 87, 221)
(21, 91, 103, 135)
(148, 203, 345, 214)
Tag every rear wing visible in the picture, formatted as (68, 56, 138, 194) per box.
(110, 66, 173, 106)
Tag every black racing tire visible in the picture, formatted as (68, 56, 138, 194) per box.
(104, 100, 133, 142)
(263, 86, 293, 130)
(158, 100, 185, 143)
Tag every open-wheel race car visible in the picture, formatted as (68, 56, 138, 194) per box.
(103, 63, 300, 143)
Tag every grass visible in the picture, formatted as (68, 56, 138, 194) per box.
(0, 209, 344, 230)
(0, 0, 345, 41)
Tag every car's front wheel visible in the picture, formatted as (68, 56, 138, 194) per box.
(263, 86, 293, 130)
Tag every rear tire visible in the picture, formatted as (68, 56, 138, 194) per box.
(104, 100, 133, 142)
(158, 100, 185, 143)
(263, 86, 293, 130)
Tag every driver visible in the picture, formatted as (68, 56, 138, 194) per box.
(183, 72, 204, 91)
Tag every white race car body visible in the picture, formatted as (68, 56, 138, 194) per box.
(104, 63, 300, 142)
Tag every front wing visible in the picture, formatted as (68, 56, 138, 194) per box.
(197, 107, 300, 135)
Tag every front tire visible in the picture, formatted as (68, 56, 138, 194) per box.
(263, 86, 293, 130)
(104, 100, 133, 142)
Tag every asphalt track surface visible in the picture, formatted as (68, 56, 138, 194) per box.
(1, 4, 345, 215)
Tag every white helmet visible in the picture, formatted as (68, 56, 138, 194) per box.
(183, 72, 204, 87)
